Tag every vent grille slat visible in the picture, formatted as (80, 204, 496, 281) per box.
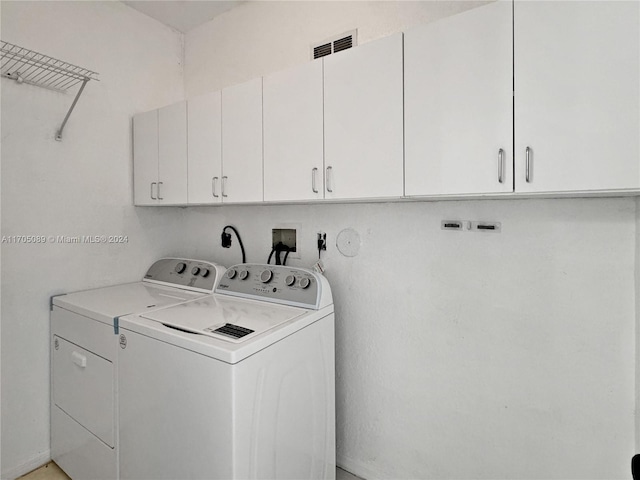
(333, 36, 353, 53)
(313, 43, 332, 59)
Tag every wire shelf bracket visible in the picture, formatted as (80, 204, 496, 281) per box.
(1, 40, 100, 141)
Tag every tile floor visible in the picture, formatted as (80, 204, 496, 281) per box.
(18, 463, 68, 480)
(19, 461, 362, 480)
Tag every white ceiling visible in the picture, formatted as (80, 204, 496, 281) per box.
(123, 1, 246, 33)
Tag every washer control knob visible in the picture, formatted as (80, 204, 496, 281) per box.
(285, 275, 296, 287)
(239, 270, 249, 280)
(191, 267, 201, 276)
(175, 262, 187, 274)
(260, 269, 273, 283)
(299, 277, 311, 289)
(226, 268, 237, 279)
(200, 268, 210, 278)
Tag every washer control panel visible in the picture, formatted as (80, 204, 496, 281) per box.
(216, 264, 322, 309)
(143, 258, 223, 292)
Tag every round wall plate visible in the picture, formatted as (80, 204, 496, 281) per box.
(336, 228, 361, 257)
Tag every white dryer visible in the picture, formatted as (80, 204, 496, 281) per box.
(117, 263, 335, 480)
(50, 258, 226, 480)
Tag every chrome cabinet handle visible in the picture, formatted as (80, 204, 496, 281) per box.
(312, 168, 318, 193)
(326, 166, 333, 193)
(212, 177, 219, 198)
(222, 176, 228, 198)
(150, 182, 157, 200)
(525, 146, 532, 183)
(157, 181, 164, 200)
(498, 148, 505, 184)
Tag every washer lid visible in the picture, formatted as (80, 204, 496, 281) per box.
(53, 282, 203, 325)
(139, 295, 306, 344)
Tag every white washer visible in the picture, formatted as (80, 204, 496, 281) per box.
(50, 258, 226, 480)
(117, 263, 336, 480)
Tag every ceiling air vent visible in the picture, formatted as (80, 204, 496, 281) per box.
(311, 29, 357, 60)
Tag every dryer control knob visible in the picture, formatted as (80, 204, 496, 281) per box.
(175, 262, 187, 274)
(226, 268, 237, 279)
(200, 268, 210, 278)
(191, 267, 201, 276)
(299, 277, 311, 289)
(239, 270, 249, 280)
(260, 269, 273, 283)
(285, 275, 296, 286)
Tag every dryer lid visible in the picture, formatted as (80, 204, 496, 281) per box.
(53, 282, 203, 325)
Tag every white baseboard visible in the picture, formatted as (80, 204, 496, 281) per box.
(1, 450, 50, 480)
(337, 455, 387, 480)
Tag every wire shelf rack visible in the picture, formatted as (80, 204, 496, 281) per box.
(1, 40, 98, 91)
(1, 40, 100, 140)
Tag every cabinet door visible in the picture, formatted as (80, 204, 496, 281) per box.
(264, 60, 324, 202)
(515, 1, 640, 193)
(405, 1, 513, 196)
(324, 33, 404, 200)
(133, 109, 158, 206)
(188, 92, 223, 204)
(221, 78, 263, 203)
(157, 102, 188, 204)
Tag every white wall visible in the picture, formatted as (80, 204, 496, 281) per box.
(185, 0, 487, 97)
(183, 2, 637, 478)
(0, 2, 186, 477)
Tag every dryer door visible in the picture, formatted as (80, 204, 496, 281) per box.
(52, 336, 114, 447)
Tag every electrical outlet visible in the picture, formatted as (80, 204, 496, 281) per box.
(317, 232, 327, 251)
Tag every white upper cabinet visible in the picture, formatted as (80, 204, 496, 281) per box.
(221, 77, 264, 203)
(135, 1, 640, 206)
(157, 102, 188, 204)
(133, 102, 187, 206)
(404, 1, 513, 196)
(263, 60, 324, 202)
(187, 91, 223, 204)
(514, 0, 640, 193)
(324, 33, 404, 200)
(133, 109, 158, 206)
